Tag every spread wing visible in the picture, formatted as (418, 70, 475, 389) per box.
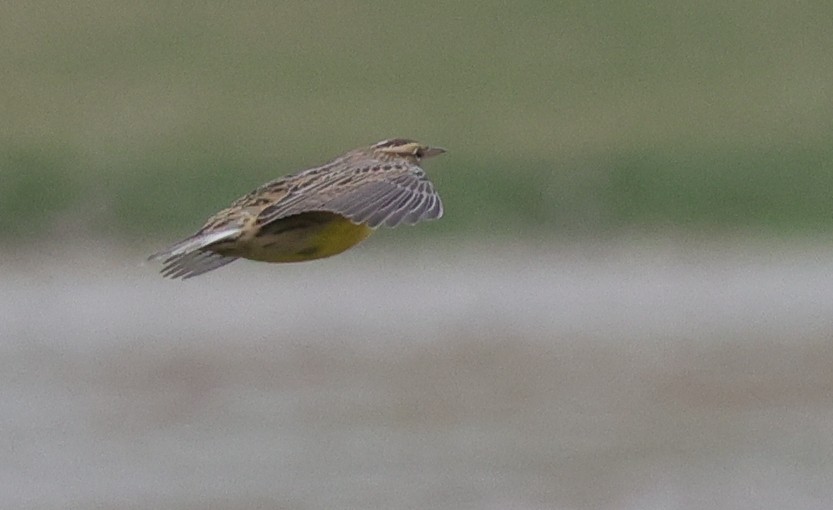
(255, 161, 443, 228)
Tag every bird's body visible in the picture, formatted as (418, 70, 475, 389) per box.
(149, 139, 445, 279)
(215, 211, 373, 263)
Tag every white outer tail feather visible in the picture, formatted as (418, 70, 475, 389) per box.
(148, 226, 241, 261)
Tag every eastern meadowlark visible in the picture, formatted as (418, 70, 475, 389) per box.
(148, 139, 445, 279)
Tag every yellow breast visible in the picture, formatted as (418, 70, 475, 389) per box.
(226, 211, 374, 263)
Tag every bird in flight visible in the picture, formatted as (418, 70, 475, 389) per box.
(148, 139, 445, 279)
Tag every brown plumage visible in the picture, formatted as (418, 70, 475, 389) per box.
(148, 139, 445, 279)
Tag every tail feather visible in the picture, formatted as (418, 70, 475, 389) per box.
(148, 226, 241, 261)
(149, 226, 242, 279)
(160, 250, 238, 280)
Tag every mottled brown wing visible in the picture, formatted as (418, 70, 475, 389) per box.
(256, 162, 443, 228)
(228, 175, 292, 209)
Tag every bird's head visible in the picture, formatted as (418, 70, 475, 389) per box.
(370, 139, 446, 162)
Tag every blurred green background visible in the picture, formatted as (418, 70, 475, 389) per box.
(2, 0, 832, 243)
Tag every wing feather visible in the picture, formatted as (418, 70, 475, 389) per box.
(326, 181, 391, 217)
(403, 181, 435, 224)
(255, 160, 442, 229)
(347, 185, 411, 225)
(382, 189, 426, 227)
(366, 188, 417, 228)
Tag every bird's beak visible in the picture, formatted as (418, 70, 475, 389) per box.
(422, 146, 446, 159)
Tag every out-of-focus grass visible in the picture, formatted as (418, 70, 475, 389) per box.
(603, 146, 833, 232)
(0, 146, 83, 236)
(2, 0, 832, 240)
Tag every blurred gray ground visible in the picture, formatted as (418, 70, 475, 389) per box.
(2, 240, 833, 510)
